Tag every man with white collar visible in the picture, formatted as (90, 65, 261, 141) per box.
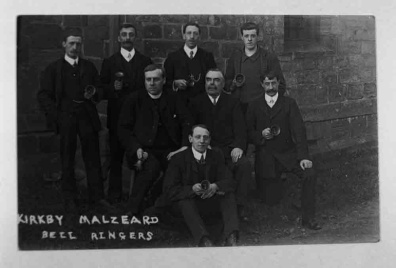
(246, 71, 321, 230)
(225, 22, 286, 114)
(118, 64, 193, 216)
(189, 69, 252, 222)
(162, 124, 239, 247)
(164, 22, 216, 105)
(37, 27, 114, 213)
(100, 23, 152, 204)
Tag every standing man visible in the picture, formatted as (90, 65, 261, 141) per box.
(225, 22, 286, 114)
(100, 23, 152, 204)
(189, 69, 252, 221)
(118, 64, 193, 216)
(162, 125, 239, 247)
(164, 22, 216, 105)
(246, 71, 321, 230)
(37, 27, 113, 212)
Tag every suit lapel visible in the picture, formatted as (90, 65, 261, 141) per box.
(204, 149, 213, 182)
(269, 95, 284, 119)
(55, 59, 63, 103)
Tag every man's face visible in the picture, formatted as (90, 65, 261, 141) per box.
(205, 71, 224, 97)
(241, 29, 258, 50)
(144, 69, 165, 96)
(118, 27, 136, 51)
(261, 77, 279, 97)
(63, 36, 82, 59)
(183, 25, 200, 49)
(189, 127, 211, 153)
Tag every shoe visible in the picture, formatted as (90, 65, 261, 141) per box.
(198, 236, 214, 247)
(225, 231, 238, 247)
(302, 219, 322, 230)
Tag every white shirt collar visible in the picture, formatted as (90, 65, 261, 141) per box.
(64, 54, 79, 66)
(148, 92, 162, 99)
(265, 92, 279, 107)
(192, 147, 206, 160)
(184, 44, 198, 58)
(121, 47, 135, 62)
(207, 94, 220, 105)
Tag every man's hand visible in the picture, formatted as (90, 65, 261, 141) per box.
(136, 148, 148, 160)
(230, 148, 243, 163)
(173, 79, 187, 91)
(233, 78, 245, 88)
(300, 159, 313, 170)
(262, 128, 274, 140)
(192, 183, 204, 196)
(201, 183, 219, 199)
(114, 80, 123, 91)
(167, 146, 188, 160)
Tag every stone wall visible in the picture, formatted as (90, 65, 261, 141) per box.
(17, 15, 377, 158)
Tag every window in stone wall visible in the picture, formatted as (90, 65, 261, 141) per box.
(284, 15, 322, 52)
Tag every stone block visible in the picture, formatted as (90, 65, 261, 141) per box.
(328, 84, 346, 102)
(220, 15, 246, 27)
(350, 116, 367, 138)
(334, 56, 349, 68)
(208, 15, 222, 26)
(348, 55, 365, 67)
(361, 41, 376, 54)
(143, 24, 162, 39)
(160, 15, 189, 24)
(216, 58, 226, 74)
(366, 114, 378, 136)
(320, 17, 333, 33)
(339, 99, 377, 118)
(273, 37, 284, 54)
(88, 15, 110, 26)
(354, 29, 375, 41)
(24, 24, 63, 49)
(38, 133, 60, 154)
(293, 85, 317, 105)
(316, 85, 328, 104)
(359, 68, 376, 83)
(339, 41, 362, 55)
(264, 20, 275, 35)
(63, 15, 84, 27)
(280, 62, 294, 72)
(144, 40, 184, 58)
(301, 58, 317, 70)
(284, 72, 297, 86)
(305, 121, 328, 140)
(200, 41, 220, 57)
(84, 25, 109, 41)
(221, 42, 241, 58)
(200, 26, 209, 40)
(364, 55, 376, 67)
(339, 68, 360, 83)
(83, 40, 105, 58)
(364, 83, 376, 98)
(321, 35, 337, 51)
(300, 103, 339, 121)
(295, 70, 320, 84)
(342, 16, 371, 29)
(346, 83, 364, 100)
(164, 24, 183, 40)
(322, 71, 338, 84)
(189, 15, 209, 25)
(317, 57, 334, 70)
(209, 25, 238, 40)
(330, 118, 350, 140)
(18, 135, 39, 156)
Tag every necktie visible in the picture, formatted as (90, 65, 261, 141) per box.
(73, 61, 78, 68)
(190, 51, 194, 59)
(198, 154, 205, 165)
(127, 53, 132, 60)
(213, 97, 217, 106)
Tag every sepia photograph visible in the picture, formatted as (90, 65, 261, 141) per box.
(16, 14, 379, 250)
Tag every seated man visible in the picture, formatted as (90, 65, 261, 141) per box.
(118, 64, 193, 216)
(162, 124, 239, 247)
(189, 68, 252, 221)
(246, 71, 321, 230)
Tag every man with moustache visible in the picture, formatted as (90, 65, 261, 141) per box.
(225, 22, 286, 114)
(189, 69, 252, 222)
(162, 124, 239, 247)
(100, 23, 152, 204)
(118, 64, 193, 216)
(37, 27, 114, 212)
(164, 22, 216, 105)
(246, 71, 321, 230)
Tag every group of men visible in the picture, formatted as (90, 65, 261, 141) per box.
(37, 21, 321, 248)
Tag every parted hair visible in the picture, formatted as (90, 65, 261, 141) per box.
(144, 64, 166, 78)
(240, 22, 260, 36)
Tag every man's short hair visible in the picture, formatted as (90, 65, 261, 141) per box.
(183, 22, 201, 34)
(260, 71, 280, 82)
(205, 68, 225, 80)
(119, 23, 137, 36)
(144, 64, 166, 78)
(240, 22, 259, 36)
(62, 27, 83, 41)
(190, 124, 210, 136)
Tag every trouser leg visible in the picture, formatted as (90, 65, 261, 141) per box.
(77, 112, 104, 202)
(219, 193, 239, 238)
(108, 130, 125, 199)
(228, 156, 251, 207)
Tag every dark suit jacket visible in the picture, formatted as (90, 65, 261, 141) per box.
(37, 57, 102, 133)
(163, 47, 216, 99)
(118, 90, 194, 162)
(246, 95, 309, 178)
(189, 92, 247, 157)
(224, 46, 286, 97)
(162, 148, 236, 203)
(100, 50, 152, 129)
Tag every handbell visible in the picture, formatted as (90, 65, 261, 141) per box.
(84, 85, 96, 95)
(115, 71, 124, 82)
(270, 125, 281, 136)
(235, 73, 245, 84)
(200, 180, 210, 191)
